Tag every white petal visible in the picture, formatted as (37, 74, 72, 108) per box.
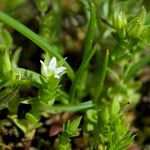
(55, 67, 66, 75)
(40, 60, 48, 75)
(48, 57, 57, 70)
(54, 74, 60, 79)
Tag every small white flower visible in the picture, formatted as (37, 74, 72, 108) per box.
(40, 57, 66, 79)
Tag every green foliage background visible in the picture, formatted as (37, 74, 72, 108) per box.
(0, 0, 150, 149)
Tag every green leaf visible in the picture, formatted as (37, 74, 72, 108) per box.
(124, 55, 150, 81)
(11, 47, 22, 67)
(0, 25, 13, 50)
(26, 113, 39, 125)
(107, 67, 120, 81)
(69, 45, 97, 103)
(94, 50, 109, 103)
(141, 25, 150, 42)
(0, 51, 11, 77)
(69, 2, 97, 103)
(47, 101, 93, 114)
(57, 117, 82, 150)
(10, 115, 27, 134)
(65, 117, 82, 137)
(0, 87, 19, 110)
(13, 67, 46, 87)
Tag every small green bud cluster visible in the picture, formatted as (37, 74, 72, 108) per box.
(112, 8, 127, 38)
(113, 10, 127, 30)
(127, 7, 146, 39)
(36, 0, 49, 14)
(112, 6, 149, 41)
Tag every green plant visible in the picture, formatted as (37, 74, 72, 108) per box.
(0, 0, 149, 149)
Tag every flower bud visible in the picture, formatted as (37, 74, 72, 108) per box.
(0, 26, 12, 78)
(0, 50, 11, 77)
(127, 7, 146, 38)
(127, 22, 143, 38)
(0, 24, 13, 50)
(141, 25, 150, 42)
(113, 10, 127, 29)
(36, 0, 49, 13)
(110, 98, 120, 116)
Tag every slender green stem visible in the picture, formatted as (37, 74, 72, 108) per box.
(94, 50, 109, 103)
(0, 11, 74, 80)
(124, 55, 150, 82)
(101, 16, 113, 28)
(107, 67, 120, 82)
(48, 100, 94, 113)
(53, 0, 62, 40)
(69, 3, 96, 104)
(69, 46, 97, 104)
(83, 3, 96, 62)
